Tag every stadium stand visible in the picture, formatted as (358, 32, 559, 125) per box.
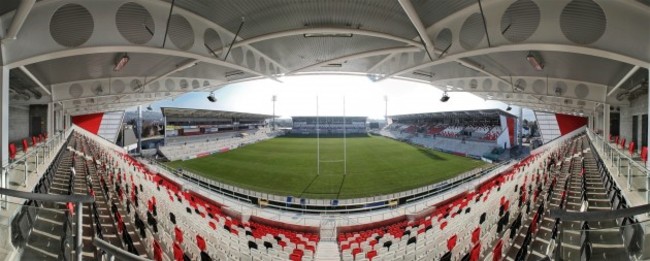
(335, 136, 567, 260)
(72, 129, 320, 260)
(159, 128, 281, 161)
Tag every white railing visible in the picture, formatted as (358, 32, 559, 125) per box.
(3, 128, 72, 194)
(586, 128, 650, 205)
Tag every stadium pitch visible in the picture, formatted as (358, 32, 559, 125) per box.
(165, 135, 486, 199)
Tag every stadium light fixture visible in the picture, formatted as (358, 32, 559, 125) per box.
(207, 92, 217, 103)
(506, 105, 512, 111)
(114, 53, 129, 71)
(526, 51, 544, 71)
(303, 32, 353, 38)
(440, 92, 450, 102)
(146, 105, 153, 111)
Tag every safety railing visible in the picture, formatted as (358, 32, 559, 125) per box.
(93, 238, 150, 261)
(549, 203, 650, 261)
(2, 128, 72, 202)
(587, 128, 650, 204)
(0, 187, 93, 261)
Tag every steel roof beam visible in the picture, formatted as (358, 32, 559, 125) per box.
(398, 0, 437, 61)
(1, 0, 35, 42)
(607, 65, 641, 96)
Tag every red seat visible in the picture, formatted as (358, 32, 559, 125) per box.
(153, 241, 163, 261)
(471, 227, 480, 244)
(173, 243, 183, 261)
(492, 240, 503, 261)
(642, 147, 648, 163)
(8, 143, 16, 160)
(174, 227, 183, 243)
(447, 235, 457, 251)
(366, 250, 377, 260)
(21, 139, 28, 153)
(620, 138, 626, 149)
(196, 235, 206, 251)
(31, 136, 37, 146)
(629, 142, 635, 156)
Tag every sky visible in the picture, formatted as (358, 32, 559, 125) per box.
(148, 75, 537, 120)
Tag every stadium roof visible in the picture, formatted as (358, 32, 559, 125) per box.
(161, 107, 272, 119)
(1, 1, 648, 116)
(390, 109, 516, 120)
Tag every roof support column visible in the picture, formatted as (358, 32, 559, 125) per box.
(47, 102, 54, 138)
(647, 68, 650, 170)
(137, 105, 142, 155)
(0, 65, 9, 194)
(603, 105, 610, 150)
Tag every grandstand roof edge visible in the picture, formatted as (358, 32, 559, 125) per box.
(388, 109, 518, 119)
(161, 107, 275, 118)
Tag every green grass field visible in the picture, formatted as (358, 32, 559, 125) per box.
(165, 135, 485, 199)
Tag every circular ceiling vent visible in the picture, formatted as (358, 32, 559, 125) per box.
(560, 0, 606, 44)
(554, 81, 568, 95)
(91, 81, 103, 95)
(204, 28, 223, 56)
(179, 79, 189, 89)
(116, 2, 154, 44)
(574, 83, 589, 98)
(268, 64, 275, 75)
(399, 53, 409, 68)
(69, 83, 84, 98)
(231, 48, 244, 64)
(246, 50, 256, 69)
(459, 13, 485, 50)
(501, 0, 540, 43)
(435, 28, 452, 52)
(469, 79, 478, 89)
(168, 14, 194, 50)
(112, 79, 125, 94)
(50, 4, 94, 47)
(130, 79, 143, 91)
(514, 79, 527, 91)
(192, 80, 200, 89)
(259, 58, 267, 74)
(498, 81, 508, 91)
(457, 80, 465, 89)
(532, 79, 545, 94)
(165, 79, 175, 91)
(413, 51, 426, 64)
(203, 80, 210, 87)
(482, 79, 493, 90)
(149, 81, 160, 92)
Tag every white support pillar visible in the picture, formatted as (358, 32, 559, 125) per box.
(647, 67, 650, 169)
(518, 107, 524, 146)
(1, 65, 9, 195)
(603, 105, 610, 142)
(47, 102, 54, 137)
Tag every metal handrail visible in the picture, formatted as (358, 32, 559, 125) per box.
(0, 188, 94, 203)
(549, 203, 650, 221)
(93, 238, 151, 261)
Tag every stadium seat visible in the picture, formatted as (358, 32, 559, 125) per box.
(8, 143, 16, 161)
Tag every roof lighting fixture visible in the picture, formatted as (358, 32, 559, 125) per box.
(321, 63, 342, 68)
(303, 32, 353, 38)
(506, 105, 512, 111)
(225, 70, 245, 78)
(440, 92, 450, 102)
(114, 53, 129, 71)
(412, 70, 433, 78)
(526, 51, 544, 71)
